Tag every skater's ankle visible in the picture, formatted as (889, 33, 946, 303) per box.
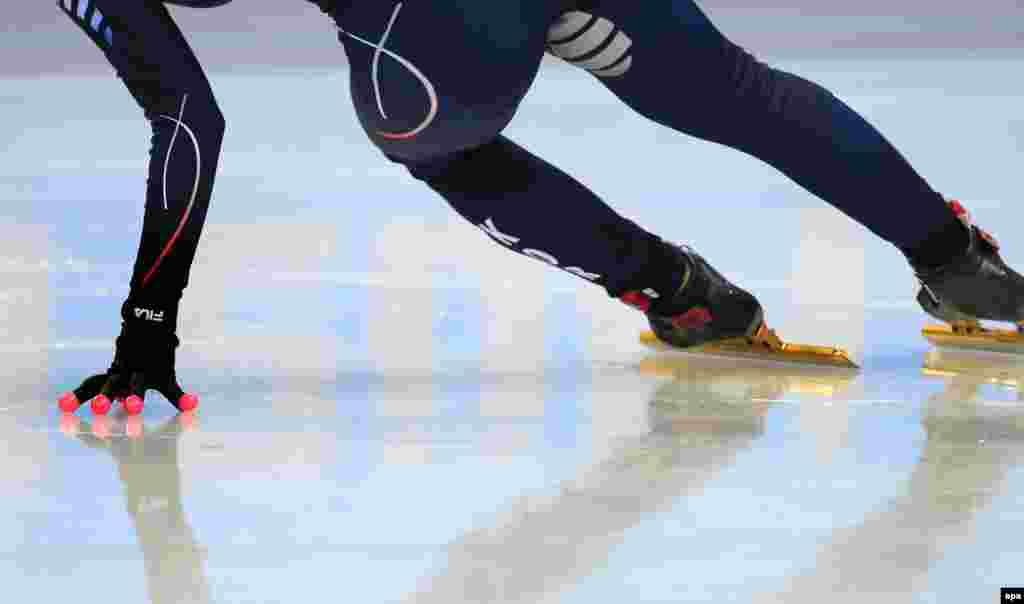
(902, 210, 970, 270)
(614, 239, 692, 314)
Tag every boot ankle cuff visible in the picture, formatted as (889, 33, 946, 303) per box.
(902, 206, 971, 270)
(611, 239, 691, 309)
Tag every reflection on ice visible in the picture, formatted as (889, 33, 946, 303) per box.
(772, 349, 1024, 603)
(402, 355, 857, 603)
(57, 413, 210, 604)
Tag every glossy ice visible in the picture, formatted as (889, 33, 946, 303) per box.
(3, 58, 1024, 603)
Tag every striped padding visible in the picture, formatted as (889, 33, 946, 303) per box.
(547, 11, 633, 78)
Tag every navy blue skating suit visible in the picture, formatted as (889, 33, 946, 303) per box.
(60, 0, 224, 330)
(62, 0, 964, 324)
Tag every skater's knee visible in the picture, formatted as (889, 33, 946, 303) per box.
(153, 91, 226, 152)
(719, 44, 828, 114)
(399, 150, 466, 183)
(670, 41, 778, 109)
(397, 138, 504, 185)
(188, 94, 226, 145)
(350, 74, 512, 166)
(361, 108, 509, 168)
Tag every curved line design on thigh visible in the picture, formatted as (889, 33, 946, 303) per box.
(339, 3, 439, 140)
(547, 11, 633, 78)
(370, 3, 402, 120)
(143, 114, 202, 287)
(162, 94, 189, 211)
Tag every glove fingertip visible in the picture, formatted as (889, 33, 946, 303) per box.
(124, 395, 144, 416)
(58, 392, 81, 413)
(72, 374, 109, 403)
(178, 392, 199, 412)
(90, 394, 112, 415)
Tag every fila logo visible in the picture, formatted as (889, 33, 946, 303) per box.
(478, 217, 602, 282)
(134, 308, 165, 322)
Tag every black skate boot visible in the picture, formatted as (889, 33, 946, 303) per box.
(619, 243, 765, 349)
(911, 200, 1024, 327)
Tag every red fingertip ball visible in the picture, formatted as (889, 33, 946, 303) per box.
(90, 394, 112, 415)
(178, 393, 199, 412)
(124, 395, 144, 416)
(58, 392, 80, 413)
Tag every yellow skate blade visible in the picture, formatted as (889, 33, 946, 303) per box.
(639, 330, 859, 369)
(922, 322, 1024, 354)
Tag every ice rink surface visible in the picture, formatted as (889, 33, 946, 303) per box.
(3, 56, 1024, 602)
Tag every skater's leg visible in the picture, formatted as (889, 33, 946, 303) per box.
(333, 1, 686, 299)
(405, 137, 685, 297)
(60, 0, 225, 330)
(551, 0, 967, 268)
(333, 0, 835, 356)
(55, 0, 221, 413)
